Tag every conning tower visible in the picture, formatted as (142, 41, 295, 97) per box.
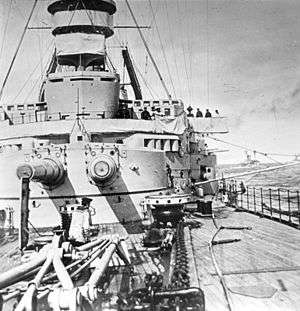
(45, 0, 119, 119)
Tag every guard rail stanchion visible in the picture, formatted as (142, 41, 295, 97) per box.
(278, 189, 282, 222)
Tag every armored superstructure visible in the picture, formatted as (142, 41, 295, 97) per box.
(1, 2, 298, 311)
(0, 0, 227, 232)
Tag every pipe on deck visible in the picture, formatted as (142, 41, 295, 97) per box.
(77, 237, 109, 252)
(84, 241, 118, 301)
(0, 252, 48, 290)
(14, 253, 53, 311)
(52, 254, 74, 290)
(88, 242, 117, 287)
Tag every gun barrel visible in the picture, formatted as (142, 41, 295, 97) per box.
(16, 158, 64, 186)
(88, 155, 117, 184)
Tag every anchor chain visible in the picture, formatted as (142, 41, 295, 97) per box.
(169, 222, 190, 289)
(118, 222, 204, 310)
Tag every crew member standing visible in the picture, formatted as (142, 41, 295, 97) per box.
(205, 109, 212, 118)
(196, 108, 203, 117)
(187, 106, 194, 117)
(141, 107, 151, 120)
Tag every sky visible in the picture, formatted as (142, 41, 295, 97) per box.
(0, 0, 299, 164)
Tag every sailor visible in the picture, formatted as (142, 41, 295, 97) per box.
(196, 108, 203, 117)
(141, 107, 151, 120)
(122, 104, 130, 119)
(116, 104, 130, 119)
(187, 105, 194, 117)
(240, 181, 246, 194)
(215, 109, 220, 117)
(116, 104, 124, 118)
(81, 197, 93, 209)
(205, 109, 212, 118)
(68, 197, 94, 244)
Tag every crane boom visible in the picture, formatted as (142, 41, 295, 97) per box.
(122, 48, 142, 100)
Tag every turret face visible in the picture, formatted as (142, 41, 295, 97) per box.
(48, 0, 116, 68)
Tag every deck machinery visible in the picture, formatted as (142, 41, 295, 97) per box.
(0, 0, 228, 310)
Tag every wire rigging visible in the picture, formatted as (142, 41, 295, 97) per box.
(125, 0, 172, 100)
(144, 3, 160, 76)
(147, 0, 176, 98)
(0, 0, 13, 71)
(131, 58, 158, 99)
(162, 0, 181, 99)
(176, 0, 192, 106)
(207, 136, 298, 163)
(34, 1, 44, 81)
(0, 0, 38, 103)
(206, 0, 210, 107)
(23, 73, 43, 104)
(183, 0, 194, 104)
(148, 0, 161, 29)
(106, 14, 153, 99)
(12, 0, 26, 21)
(9, 39, 54, 106)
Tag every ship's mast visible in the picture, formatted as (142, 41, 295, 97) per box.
(47, 0, 116, 71)
(45, 0, 120, 121)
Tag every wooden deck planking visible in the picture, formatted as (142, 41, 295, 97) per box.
(93, 209, 300, 310)
(204, 283, 229, 311)
(259, 271, 300, 305)
(192, 229, 294, 277)
(224, 273, 297, 311)
(1, 206, 298, 310)
(189, 206, 300, 311)
(237, 216, 300, 245)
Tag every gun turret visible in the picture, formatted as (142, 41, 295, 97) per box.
(88, 155, 117, 185)
(16, 158, 65, 187)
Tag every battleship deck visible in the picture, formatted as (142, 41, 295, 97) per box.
(0, 205, 299, 310)
(96, 206, 300, 311)
(192, 206, 300, 311)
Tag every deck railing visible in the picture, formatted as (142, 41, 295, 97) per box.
(226, 182, 300, 229)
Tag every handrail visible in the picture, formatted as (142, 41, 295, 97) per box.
(225, 180, 300, 228)
(1, 109, 228, 126)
